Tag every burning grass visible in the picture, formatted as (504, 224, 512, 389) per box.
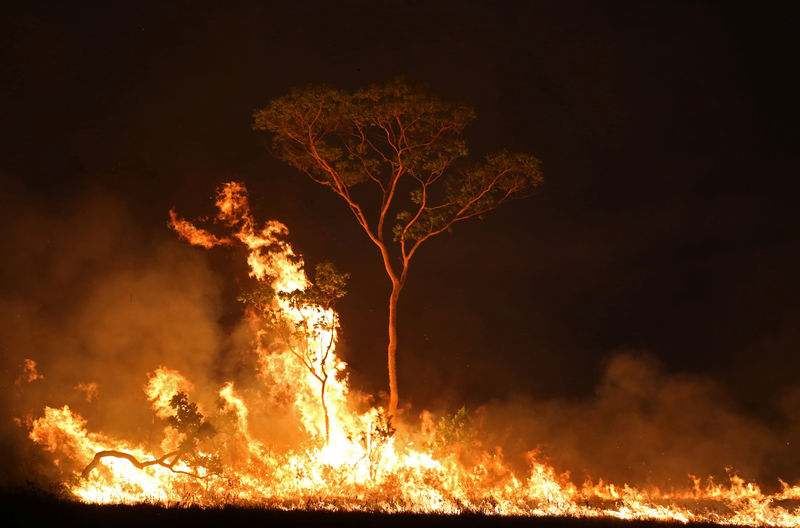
(16, 182, 800, 527)
(0, 488, 773, 528)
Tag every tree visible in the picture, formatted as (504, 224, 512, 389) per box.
(253, 79, 543, 416)
(238, 262, 349, 443)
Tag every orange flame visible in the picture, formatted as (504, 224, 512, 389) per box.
(16, 358, 43, 385)
(168, 209, 233, 249)
(24, 182, 800, 526)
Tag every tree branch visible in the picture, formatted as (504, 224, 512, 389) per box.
(80, 449, 210, 480)
(405, 168, 518, 261)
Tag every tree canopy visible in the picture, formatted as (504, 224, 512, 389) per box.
(253, 79, 542, 265)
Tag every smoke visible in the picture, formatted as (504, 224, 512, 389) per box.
(478, 351, 798, 490)
(3, 184, 800, 495)
(0, 188, 231, 488)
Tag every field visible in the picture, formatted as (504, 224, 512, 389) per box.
(0, 489, 750, 528)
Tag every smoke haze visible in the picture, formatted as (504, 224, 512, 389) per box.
(479, 352, 789, 489)
(2, 189, 799, 493)
(0, 188, 229, 487)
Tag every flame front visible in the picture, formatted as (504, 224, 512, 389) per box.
(26, 182, 800, 526)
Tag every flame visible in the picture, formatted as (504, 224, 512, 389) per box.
(24, 182, 800, 526)
(168, 209, 233, 249)
(74, 382, 99, 402)
(145, 366, 195, 419)
(16, 358, 44, 384)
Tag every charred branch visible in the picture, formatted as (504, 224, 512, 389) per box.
(80, 449, 211, 480)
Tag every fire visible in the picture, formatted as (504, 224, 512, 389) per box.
(145, 366, 195, 419)
(168, 209, 232, 249)
(16, 358, 43, 385)
(74, 382, 99, 402)
(23, 182, 800, 526)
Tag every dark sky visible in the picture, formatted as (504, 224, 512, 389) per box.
(2, 1, 798, 417)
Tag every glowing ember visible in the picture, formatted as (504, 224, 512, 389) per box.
(23, 182, 800, 526)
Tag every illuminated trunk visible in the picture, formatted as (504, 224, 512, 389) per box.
(387, 282, 401, 416)
(320, 373, 330, 443)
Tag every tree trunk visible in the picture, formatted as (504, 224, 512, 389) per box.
(320, 374, 330, 444)
(387, 282, 401, 416)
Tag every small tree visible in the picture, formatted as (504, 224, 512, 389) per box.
(239, 262, 349, 443)
(345, 410, 396, 481)
(253, 79, 543, 415)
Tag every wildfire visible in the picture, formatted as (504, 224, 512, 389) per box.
(24, 182, 800, 526)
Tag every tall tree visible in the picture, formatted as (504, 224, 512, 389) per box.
(253, 79, 543, 416)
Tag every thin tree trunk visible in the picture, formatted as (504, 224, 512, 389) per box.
(321, 374, 329, 443)
(387, 282, 401, 416)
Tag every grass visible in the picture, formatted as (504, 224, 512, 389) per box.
(0, 487, 749, 528)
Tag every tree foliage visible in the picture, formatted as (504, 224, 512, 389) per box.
(431, 406, 475, 455)
(253, 79, 542, 264)
(167, 392, 220, 474)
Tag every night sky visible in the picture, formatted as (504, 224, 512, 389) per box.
(2, 1, 799, 423)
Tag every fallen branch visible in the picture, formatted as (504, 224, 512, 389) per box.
(80, 449, 207, 480)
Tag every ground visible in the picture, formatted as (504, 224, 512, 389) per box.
(0, 489, 747, 528)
